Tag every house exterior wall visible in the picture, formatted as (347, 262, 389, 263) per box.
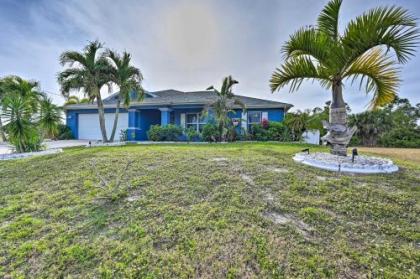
(65, 106, 285, 141)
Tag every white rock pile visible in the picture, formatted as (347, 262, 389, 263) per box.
(293, 152, 398, 174)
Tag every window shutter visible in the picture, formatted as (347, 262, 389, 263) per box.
(262, 112, 268, 121)
(241, 111, 247, 131)
(180, 113, 186, 128)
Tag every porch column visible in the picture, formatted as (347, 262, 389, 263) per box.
(127, 109, 141, 141)
(159, 108, 172, 126)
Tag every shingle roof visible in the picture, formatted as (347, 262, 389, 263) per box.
(65, 89, 293, 110)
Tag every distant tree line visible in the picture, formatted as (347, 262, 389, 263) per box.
(284, 98, 419, 148)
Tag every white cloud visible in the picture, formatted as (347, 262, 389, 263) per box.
(0, 0, 419, 112)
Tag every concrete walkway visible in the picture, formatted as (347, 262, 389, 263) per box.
(0, 140, 90, 155)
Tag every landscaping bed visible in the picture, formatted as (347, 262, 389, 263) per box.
(0, 143, 418, 278)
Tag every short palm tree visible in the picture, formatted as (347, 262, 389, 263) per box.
(2, 94, 41, 153)
(58, 41, 113, 142)
(270, 0, 418, 155)
(39, 96, 63, 139)
(106, 50, 144, 142)
(205, 76, 245, 141)
(3, 76, 44, 114)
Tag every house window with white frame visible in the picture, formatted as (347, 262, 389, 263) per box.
(248, 111, 262, 129)
(186, 113, 206, 132)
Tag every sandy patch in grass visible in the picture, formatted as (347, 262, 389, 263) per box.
(264, 211, 313, 240)
(268, 167, 289, 173)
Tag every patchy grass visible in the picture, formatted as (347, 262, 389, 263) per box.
(0, 143, 418, 278)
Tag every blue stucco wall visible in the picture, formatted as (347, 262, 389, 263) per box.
(66, 106, 285, 141)
(138, 109, 161, 140)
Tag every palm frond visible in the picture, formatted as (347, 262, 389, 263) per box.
(317, 0, 343, 40)
(59, 51, 87, 66)
(344, 48, 400, 109)
(283, 27, 343, 69)
(342, 6, 419, 64)
(270, 56, 331, 93)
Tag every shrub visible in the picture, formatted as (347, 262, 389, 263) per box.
(185, 127, 200, 142)
(202, 123, 219, 142)
(57, 124, 74, 140)
(119, 129, 128, 142)
(147, 125, 183, 141)
(226, 126, 238, 142)
(249, 121, 291, 141)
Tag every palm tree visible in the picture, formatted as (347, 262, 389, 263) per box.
(106, 50, 144, 142)
(1, 94, 41, 152)
(39, 96, 63, 139)
(270, 0, 418, 156)
(58, 41, 113, 142)
(205, 76, 245, 141)
(3, 76, 44, 114)
(64, 95, 90, 105)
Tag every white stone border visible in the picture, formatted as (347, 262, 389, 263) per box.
(0, 148, 63, 161)
(86, 141, 126, 147)
(293, 152, 399, 174)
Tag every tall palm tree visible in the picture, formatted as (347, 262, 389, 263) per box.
(39, 96, 63, 139)
(106, 50, 144, 142)
(270, 0, 418, 156)
(205, 76, 245, 141)
(58, 41, 113, 142)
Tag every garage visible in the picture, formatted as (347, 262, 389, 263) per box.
(78, 113, 128, 140)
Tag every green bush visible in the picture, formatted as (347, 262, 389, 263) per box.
(201, 123, 219, 142)
(119, 129, 128, 142)
(185, 127, 200, 142)
(147, 125, 183, 141)
(57, 124, 74, 140)
(249, 122, 291, 141)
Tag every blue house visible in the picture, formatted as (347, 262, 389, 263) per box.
(64, 89, 293, 141)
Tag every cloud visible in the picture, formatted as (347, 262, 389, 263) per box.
(0, 0, 419, 112)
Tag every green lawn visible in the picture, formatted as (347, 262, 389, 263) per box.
(0, 143, 419, 278)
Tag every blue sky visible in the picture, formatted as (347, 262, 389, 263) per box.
(0, 0, 419, 113)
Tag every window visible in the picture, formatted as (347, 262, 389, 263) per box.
(248, 111, 262, 129)
(186, 113, 206, 132)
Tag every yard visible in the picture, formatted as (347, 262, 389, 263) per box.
(0, 143, 418, 278)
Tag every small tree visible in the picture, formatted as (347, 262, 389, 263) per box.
(205, 76, 245, 142)
(2, 94, 42, 152)
(39, 97, 63, 139)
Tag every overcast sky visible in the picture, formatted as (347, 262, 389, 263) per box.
(0, 0, 419, 112)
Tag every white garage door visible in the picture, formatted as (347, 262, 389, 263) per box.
(78, 113, 128, 140)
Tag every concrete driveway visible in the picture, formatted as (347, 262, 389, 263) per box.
(0, 140, 90, 155)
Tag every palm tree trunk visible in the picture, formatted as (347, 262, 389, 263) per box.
(327, 80, 351, 156)
(109, 99, 121, 142)
(0, 116, 6, 142)
(95, 89, 108, 142)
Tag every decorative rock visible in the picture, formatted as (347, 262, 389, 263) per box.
(293, 152, 398, 174)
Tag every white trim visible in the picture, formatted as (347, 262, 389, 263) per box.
(158, 107, 173, 112)
(241, 111, 247, 131)
(262, 111, 268, 121)
(180, 113, 186, 128)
